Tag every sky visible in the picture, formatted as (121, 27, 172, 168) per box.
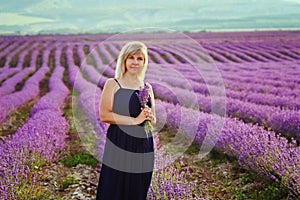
(0, 0, 300, 35)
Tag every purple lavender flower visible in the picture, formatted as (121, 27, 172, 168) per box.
(136, 83, 153, 135)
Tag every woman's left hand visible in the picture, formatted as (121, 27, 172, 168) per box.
(144, 106, 155, 122)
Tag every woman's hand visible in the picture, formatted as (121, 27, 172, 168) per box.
(135, 106, 155, 125)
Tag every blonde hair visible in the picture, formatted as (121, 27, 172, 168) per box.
(115, 41, 148, 80)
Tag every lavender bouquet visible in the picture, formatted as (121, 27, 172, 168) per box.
(136, 83, 153, 137)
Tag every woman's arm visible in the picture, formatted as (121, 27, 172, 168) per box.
(148, 83, 157, 126)
(99, 78, 149, 125)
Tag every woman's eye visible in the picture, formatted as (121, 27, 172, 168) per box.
(138, 57, 143, 60)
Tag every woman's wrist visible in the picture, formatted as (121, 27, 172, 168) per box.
(133, 117, 140, 125)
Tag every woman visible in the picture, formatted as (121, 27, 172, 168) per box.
(96, 41, 156, 200)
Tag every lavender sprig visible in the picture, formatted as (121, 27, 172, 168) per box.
(136, 83, 153, 137)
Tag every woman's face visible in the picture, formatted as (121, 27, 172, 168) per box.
(125, 51, 144, 76)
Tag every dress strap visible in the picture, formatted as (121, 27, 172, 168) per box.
(114, 78, 122, 88)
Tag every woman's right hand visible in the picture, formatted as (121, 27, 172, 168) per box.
(135, 106, 154, 125)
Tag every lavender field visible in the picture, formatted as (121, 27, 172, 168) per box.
(0, 30, 300, 199)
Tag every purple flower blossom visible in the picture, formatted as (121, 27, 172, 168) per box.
(136, 83, 153, 135)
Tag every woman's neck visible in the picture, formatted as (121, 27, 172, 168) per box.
(121, 73, 143, 88)
(123, 73, 139, 82)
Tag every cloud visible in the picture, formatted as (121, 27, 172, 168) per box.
(25, 21, 79, 34)
(0, 12, 55, 26)
(24, 0, 72, 13)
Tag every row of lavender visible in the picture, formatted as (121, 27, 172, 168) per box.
(1, 41, 298, 140)
(1, 31, 300, 65)
(0, 35, 300, 72)
(90, 41, 300, 84)
(0, 41, 41, 84)
(0, 43, 49, 97)
(92, 42, 300, 103)
(90, 42, 300, 122)
(93, 42, 299, 105)
(1, 40, 299, 100)
(145, 64, 300, 140)
(153, 65, 300, 110)
(72, 42, 300, 197)
(157, 100, 300, 196)
(80, 43, 300, 140)
(0, 46, 69, 199)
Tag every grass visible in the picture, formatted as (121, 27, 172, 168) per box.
(0, 100, 36, 137)
(230, 181, 290, 200)
(58, 174, 79, 190)
(60, 152, 99, 167)
(16, 183, 52, 200)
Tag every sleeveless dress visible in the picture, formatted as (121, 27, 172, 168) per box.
(96, 79, 154, 200)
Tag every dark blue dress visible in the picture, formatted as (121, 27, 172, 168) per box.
(96, 79, 154, 200)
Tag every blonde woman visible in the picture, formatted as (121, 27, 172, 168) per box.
(96, 41, 156, 200)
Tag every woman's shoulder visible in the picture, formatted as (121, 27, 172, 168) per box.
(106, 77, 116, 82)
(105, 78, 117, 85)
(104, 78, 119, 90)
